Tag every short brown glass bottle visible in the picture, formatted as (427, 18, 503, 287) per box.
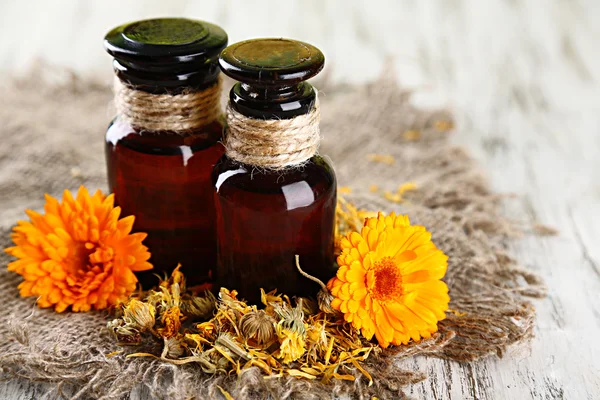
(104, 18, 228, 288)
(213, 39, 337, 303)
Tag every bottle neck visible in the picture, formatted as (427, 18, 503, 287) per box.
(114, 76, 222, 133)
(224, 84, 321, 170)
(229, 82, 317, 119)
(113, 58, 221, 95)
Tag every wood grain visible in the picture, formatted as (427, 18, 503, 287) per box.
(0, 0, 598, 398)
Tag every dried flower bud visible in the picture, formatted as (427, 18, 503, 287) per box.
(107, 318, 123, 333)
(317, 287, 338, 315)
(239, 310, 276, 344)
(123, 299, 156, 331)
(274, 301, 306, 336)
(163, 336, 185, 359)
(181, 293, 216, 319)
(107, 319, 142, 345)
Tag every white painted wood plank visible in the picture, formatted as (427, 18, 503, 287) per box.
(0, 0, 599, 398)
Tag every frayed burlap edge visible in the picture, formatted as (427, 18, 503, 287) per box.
(0, 68, 546, 400)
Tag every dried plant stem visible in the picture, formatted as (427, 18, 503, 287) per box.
(295, 255, 338, 314)
(295, 255, 326, 290)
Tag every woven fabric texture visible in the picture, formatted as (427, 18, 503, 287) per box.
(0, 70, 546, 399)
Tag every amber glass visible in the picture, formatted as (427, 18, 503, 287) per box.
(213, 156, 336, 303)
(214, 38, 336, 303)
(106, 120, 224, 288)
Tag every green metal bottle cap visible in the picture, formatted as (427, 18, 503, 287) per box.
(120, 19, 209, 46)
(104, 18, 228, 92)
(219, 38, 324, 85)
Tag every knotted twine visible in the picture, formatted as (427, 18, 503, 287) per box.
(224, 96, 321, 170)
(0, 70, 547, 399)
(113, 77, 222, 132)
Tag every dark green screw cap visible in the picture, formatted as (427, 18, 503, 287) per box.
(219, 38, 324, 85)
(104, 18, 228, 92)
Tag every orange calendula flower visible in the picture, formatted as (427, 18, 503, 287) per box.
(327, 212, 449, 348)
(5, 186, 152, 312)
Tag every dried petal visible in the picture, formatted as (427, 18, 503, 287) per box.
(160, 306, 183, 338)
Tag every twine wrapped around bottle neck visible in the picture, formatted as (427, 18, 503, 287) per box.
(113, 77, 222, 132)
(224, 96, 321, 170)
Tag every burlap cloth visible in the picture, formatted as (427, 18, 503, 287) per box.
(0, 69, 546, 399)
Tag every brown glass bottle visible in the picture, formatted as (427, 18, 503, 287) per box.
(213, 39, 337, 304)
(104, 18, 228, 288)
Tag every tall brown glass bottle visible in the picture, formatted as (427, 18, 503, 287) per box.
(104, 18, 228, 288)
(213, 39, 337, 304)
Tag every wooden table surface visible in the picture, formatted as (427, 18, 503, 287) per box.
(1, 0, 598, 399)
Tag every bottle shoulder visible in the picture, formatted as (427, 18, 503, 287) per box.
(213, 155, 336, 198)
(106, 118, 224, 154)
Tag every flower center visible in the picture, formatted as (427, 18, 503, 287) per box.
(371, 257, 403, 302)
(68, 243, 94, 274)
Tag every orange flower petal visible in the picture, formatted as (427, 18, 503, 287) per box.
(345, 265, 366, 282)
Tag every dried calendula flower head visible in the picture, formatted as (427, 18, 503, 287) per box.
(276, 321, 307, 364)
(317, 287, 337, 315)
(162, 336, 185, 359)
(107, 319, 142, 345)
(181, 292, 216, 320)
(239, 310, 276, 345)
(122, 299, 156, 331)
(160, 306, 183, 338)
(274, 300, 306, 334)
(274, 301, 307, 364)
